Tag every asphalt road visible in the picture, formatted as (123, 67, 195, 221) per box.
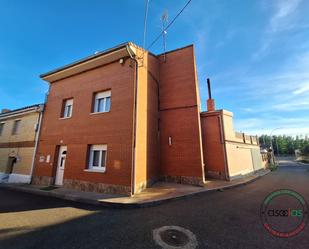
(0, 158, 308, 249)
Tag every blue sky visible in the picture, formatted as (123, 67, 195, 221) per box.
(1, 0, 309, 136)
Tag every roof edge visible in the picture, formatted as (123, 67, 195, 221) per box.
(156, 44, 194, 57)
(0, 104, 44, 118)
(40, 42, 131, 79)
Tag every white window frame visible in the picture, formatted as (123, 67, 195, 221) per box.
(63, 99, 73, 118)
(12, 120, 21, 135)
(93, 90, 111, 113)
(87, 144, 107, 172)
(0, 122, 4, 136)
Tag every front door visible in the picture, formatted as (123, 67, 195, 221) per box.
(55, 146, 67, 186)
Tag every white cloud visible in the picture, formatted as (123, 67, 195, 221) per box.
(270, 0, 302, 32)
(292, 83, 309, 95)
(234, 116, 309, 136)
(273, 100, 309, 111)
(253, 0, 303, 60)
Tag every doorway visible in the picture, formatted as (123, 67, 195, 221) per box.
(55, 146, 67, 186)
(6, 156, 17, 174)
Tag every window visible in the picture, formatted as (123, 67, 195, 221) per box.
(12, 120, 21, 135)
(88, 145, 107, 171)
(93, 91, 111, 113)
(62, 99, 73, 118)
(0, 123, 4, 136)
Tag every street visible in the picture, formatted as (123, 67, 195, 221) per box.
(0, 158, 308, 249)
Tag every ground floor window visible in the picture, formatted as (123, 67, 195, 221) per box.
(88, 144, 107, 171)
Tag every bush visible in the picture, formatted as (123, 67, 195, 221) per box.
(269, 163, 278, 171)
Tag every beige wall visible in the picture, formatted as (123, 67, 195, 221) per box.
(0, 148, 9, 173)
(226, 142, 262, 178)
(0, 110, 40, 176)
(134, 47, 159, 192)
(0, 147, 35, 175)
(222, 110, 236, 141)
(0, 112, 39, 143)
(222, 110, 259, 145)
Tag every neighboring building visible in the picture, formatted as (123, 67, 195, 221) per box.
(33, 42, 264, 195)
(0, 104, 44, 183)
(201, 109, 263, 180)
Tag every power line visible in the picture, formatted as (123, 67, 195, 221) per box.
(146, 0, 193, 50)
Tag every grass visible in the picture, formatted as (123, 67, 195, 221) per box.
(40, 186, 59, 191)
(269, 163, 278, 171)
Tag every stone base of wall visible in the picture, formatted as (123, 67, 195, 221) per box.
(32, 176, 54, 186)
(8, 173, 31, 184)
(63, 179, 131, 195)
(135, 178, 157, 194)
(206, 170, 227, 180)
(0, 173, 9, 183)
(160, 175, 204, 186)
(228, 168, 264, 181)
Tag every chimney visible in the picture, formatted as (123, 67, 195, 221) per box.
(207, 78, 215, 111)
(1, 108, 11, 114)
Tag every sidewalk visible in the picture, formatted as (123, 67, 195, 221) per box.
(0, 169, 270, 208)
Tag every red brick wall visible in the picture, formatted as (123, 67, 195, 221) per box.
(34, 59, 135, 187)
(158, 46, 204, 180)
(200, 112, 227, 179)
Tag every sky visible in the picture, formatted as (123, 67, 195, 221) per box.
(0, 0, 309, 136)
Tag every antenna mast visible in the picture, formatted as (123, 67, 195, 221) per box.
(161, 10, 168, 61)
(143, 0, 150, 49)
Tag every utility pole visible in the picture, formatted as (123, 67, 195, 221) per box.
(270, 128, 282, 164)
(276, 137, 280, 157)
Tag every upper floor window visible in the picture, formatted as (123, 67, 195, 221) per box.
(93, 90, 111, 113)
(12, 120, 21, 135)
(62, 99, 73, 118)
(88, 144, 107, 171)
(0, 122, 4, 136)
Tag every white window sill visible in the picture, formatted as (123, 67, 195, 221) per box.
(59, 116, 72, 120)
(84, 169, 106, 173)
(90, 111, 110, 115)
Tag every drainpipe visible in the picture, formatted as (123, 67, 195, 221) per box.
(29, 104, 44, 184)
(126, 44, 138, 196)
(219, 112, 230, 181)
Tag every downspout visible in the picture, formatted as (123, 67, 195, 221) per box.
(30, 83, 50, 184)
(126, 44, 138, 196)
(29, 104, 44, 183)
(219, 111, 230, 180)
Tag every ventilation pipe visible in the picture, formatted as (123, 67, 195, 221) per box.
(207, 78, 215, 111)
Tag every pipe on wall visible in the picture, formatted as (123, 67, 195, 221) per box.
(126, 45, 138, 196)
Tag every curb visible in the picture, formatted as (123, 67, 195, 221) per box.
(0, 169, 271, 209)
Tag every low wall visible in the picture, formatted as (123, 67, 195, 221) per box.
(226, 142, 263, 179)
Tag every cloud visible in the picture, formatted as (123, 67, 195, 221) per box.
(292, 83, 309, 95)
(273, 100, 309, 111)
(253, 0, 303, 60)
(234, 116, 309, 136)
(270, 0, 302, 32)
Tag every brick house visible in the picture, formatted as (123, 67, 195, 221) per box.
(33, 42, 262, 195)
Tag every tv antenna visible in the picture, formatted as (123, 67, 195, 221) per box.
(161, 10, 168, 61)
(143, 0, 150, 50)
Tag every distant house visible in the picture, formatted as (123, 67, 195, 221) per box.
(0, 104, 44, 183)
(32, 42, 264, 195)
